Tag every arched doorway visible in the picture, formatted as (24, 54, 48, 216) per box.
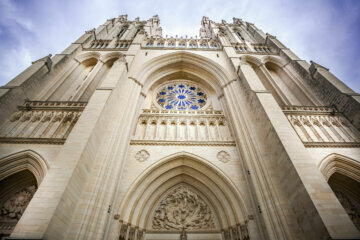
(328, 173, 360, 231)
(0, 150, 48, 237)
(319, 154, 360, 231)
(0, 170, 37, 237)
(117, 153, 250, 240)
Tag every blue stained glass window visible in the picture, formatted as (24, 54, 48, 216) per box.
(178, 95, 186, 99)
(156, 82, 207, 110)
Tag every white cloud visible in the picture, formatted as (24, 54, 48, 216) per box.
(0, 0, 359, 92)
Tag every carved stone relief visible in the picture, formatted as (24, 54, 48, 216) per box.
(334, 190, 360, 231)
(0, 185, 37, 220)
(217, 150, 231, 163)
(135, 149, 149, 162)
(152, 186, 216, 230)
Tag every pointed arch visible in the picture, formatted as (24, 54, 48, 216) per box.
(100, 52, 126, 63)
(117, 152, 249, 230)
(262, 55, 287, 68)
(131, 51, 236, 95)
(240, 55, 263, 67)
(74, 51, 101, 63)
(318, 153, 360, 182)
(0, 150, 49, 185)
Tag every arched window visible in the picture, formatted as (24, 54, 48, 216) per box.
(237, 32, 245, 41)
(146, 41, 154, 47)
(117, 28, 126, 38)
(199, 41, 207, 48)
(189, 41, 197, 48)
(178, 41, 186, 48)
(156, 41, 164, 47)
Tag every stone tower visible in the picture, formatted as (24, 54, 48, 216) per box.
(0, 15, 359, 240)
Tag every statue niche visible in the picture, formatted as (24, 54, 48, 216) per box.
(152, 186, 216, 230)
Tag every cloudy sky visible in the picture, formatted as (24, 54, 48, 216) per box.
(0, 0, 359, 92)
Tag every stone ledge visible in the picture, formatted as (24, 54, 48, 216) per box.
(130, 140, 236, 146)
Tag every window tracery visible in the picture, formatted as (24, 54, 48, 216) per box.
(155, 81, 208, 110)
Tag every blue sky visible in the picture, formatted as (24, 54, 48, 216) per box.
(0, 0, 359, 92)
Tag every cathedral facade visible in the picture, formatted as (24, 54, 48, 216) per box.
(0, 15, 359, 240)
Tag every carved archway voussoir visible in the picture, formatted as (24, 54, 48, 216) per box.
(0, 150, 49, 185)
(131, 51, 235, 89)
(118, 152, 248, 230)
(318, 153, 360, 182)
(130, 169, 233, 227)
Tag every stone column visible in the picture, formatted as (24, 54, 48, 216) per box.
(10, 58, 133, 240)
(225, 58, 360, 239)
(64, 59, 144, 240)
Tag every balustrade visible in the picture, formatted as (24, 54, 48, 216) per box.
(0, 101, 86, 144)
(282, 106, 360, 147)
(131, 110, 234, 145)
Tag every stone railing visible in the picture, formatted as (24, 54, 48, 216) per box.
(233, 43, 273, 54)
(85, 39, 132, 50)
(88, 39, 112, 49)
(114, 40, 132, 49)
(282, 106, 360, 148)
(0, 101, 86, 144)
(233, 43, 248, 52)
(142, 37, 222, 50)
(131, 109, 235, 146)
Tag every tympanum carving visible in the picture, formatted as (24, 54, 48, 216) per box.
(152, 186, 215, 230)
(0, 185, 37, 220)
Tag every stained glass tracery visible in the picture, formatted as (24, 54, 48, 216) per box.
(156, 82, 207, 110)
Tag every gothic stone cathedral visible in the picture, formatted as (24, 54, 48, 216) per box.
(0, 15, 359, 240)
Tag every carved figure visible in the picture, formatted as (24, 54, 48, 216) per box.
(152, 186, 215, 230)
(1, 185, 37, 220)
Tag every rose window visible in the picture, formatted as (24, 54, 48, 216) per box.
(156, 82, 207, 110)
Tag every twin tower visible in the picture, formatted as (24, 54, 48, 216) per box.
(0, 14, 359, 240)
